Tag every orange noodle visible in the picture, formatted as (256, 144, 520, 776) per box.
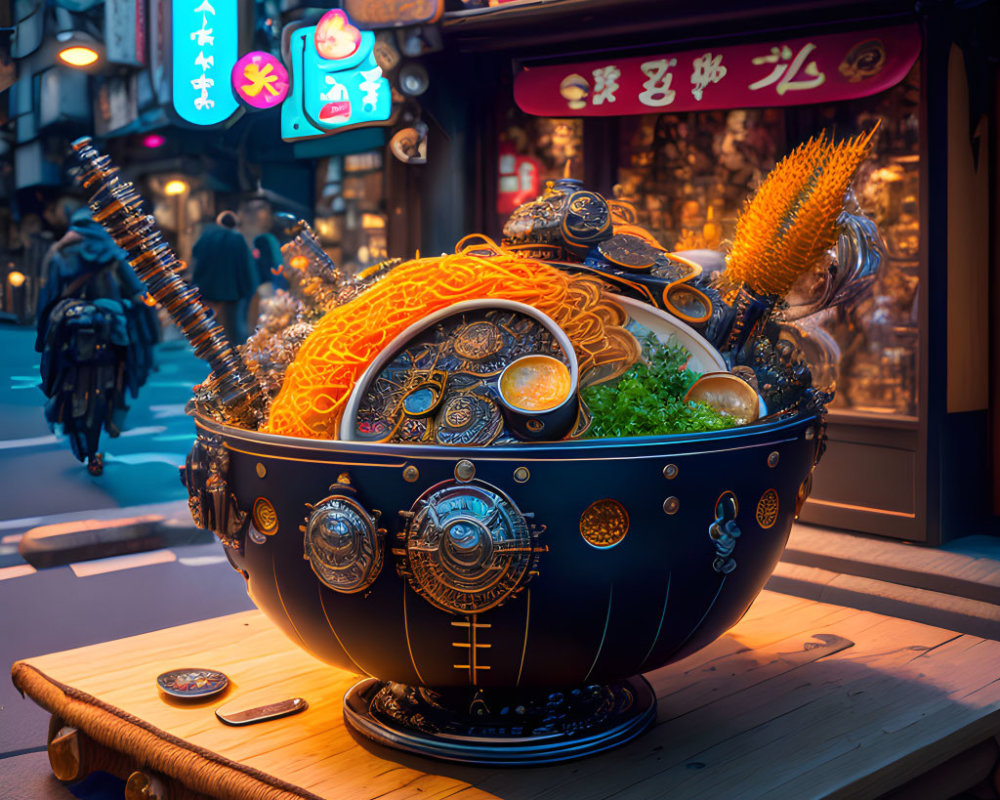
(264, 237, 639, 439)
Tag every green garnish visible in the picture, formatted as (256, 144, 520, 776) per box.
(581, 335, 736, 438)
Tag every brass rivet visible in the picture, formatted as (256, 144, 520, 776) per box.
(402, 465, 419, 483)
(255, 462, 266, 479)
(663, 496, 680, 515)
(513, 466, 530, 483)
(663, 463, 678, 480)
(455, 460, 475, 482)
(805, 427, 816, 440)
(767, 451, 779, 468)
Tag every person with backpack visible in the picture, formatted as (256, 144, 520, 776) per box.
(34, 208, 159, 475)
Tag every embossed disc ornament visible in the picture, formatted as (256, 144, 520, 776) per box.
(396, 481, 542, 614)
(304, 495, 384, 594)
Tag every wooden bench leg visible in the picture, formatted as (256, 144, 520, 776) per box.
(47, 715, 91, 783)
(47, 713, 136, 783)
(45, 714, 214, 800)
(125, 770, 168, 800)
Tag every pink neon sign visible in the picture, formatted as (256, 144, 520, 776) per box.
(231, 51, 289, 111)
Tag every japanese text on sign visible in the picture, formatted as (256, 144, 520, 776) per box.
(171, 0, 239, 126)
(514, 25, 921, 117)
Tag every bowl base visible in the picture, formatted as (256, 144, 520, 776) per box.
(343, 676, 656, 765)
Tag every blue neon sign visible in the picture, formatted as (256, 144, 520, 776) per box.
(281, 10, 391, 142)
(171, 0, 240, 126)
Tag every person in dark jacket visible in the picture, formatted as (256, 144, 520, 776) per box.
(190, 211, 258, 344)
(35, 208, 159, 475)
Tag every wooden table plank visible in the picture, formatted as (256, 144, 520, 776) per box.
(12, 591, 1000, 800)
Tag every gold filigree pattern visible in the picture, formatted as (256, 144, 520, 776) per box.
(580, 499, 630, 548)
(756, 489, 779, 529)
(253, 497, 279, 536)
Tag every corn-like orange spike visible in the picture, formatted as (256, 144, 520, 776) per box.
(723, 123, 879, 297)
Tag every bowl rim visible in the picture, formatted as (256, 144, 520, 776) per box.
(195, 407, 819, 461)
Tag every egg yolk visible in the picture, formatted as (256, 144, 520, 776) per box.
(500, 356, 571, 411)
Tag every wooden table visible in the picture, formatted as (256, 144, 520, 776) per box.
(11, 591, 1000, 800)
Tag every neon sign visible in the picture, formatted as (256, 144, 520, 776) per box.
(171, 0, 240, 126)
(281, 9, 391, 142)
(514, 24, 920, 117)
(232, 51, 289, 110)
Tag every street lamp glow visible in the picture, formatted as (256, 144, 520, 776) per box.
(6, 271, 26, 287)
(163, 180, 189, 196)
(58, 46, 100, 67)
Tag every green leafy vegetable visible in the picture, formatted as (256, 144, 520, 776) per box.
(581, 335, 736, 438)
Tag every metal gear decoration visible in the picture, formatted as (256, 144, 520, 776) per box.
(395, 481, 544, 614)
(303, 493, 385, 594)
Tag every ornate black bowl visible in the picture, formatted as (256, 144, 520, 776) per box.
(185, 410, 821, 764)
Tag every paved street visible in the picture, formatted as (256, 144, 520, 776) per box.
(0, 325, 210, 522)
(0, 323, 254, 795)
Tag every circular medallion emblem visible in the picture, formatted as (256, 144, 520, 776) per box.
(397, 481, 537, 614)
(304, 495, 384, 594)
(756, 489, 780, 529)
(252, 497, 278, 536)
(562, 191, 611, 246)
(839, 39, 887, 83)
(453, 321, 504, 360)
(580, 499, 630, 548)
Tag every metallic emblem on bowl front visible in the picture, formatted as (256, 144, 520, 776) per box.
(303, 492, 385, 594)
(580, 499, 630, 548)
(513, 466, 530, 484)
(181, 434, 247, 550)
(767, 451, 780, 468)
(756, 489, 780, 529)
(403, 464, 420, 483)
(395, 481, 544, 614)
(710, 492, 741, 574)
(256, 462, 267, 479)
(252, 497, 279, 536)
(663, 463, 678, 480)
(663, 496, 679, 515)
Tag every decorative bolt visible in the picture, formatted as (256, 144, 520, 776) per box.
(255, 462, 267, 479)
(454, 459, 475, 482)
(805, 426, 816, 440)
(767, 451, 780, 468)
(663, 496, 680, 515)
(402, 465, 419, 483)
(663, 463, 679, 480)
(513, 466, 530, 484)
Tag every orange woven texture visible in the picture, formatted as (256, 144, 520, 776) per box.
(724, 125, 878, 297)
(264, 239, 638, 439)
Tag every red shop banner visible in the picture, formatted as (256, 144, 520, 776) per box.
(514, 24, 921, 116)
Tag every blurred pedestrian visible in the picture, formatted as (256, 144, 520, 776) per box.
(35, 209, 159, 475)
(190, 211, 258, 344)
